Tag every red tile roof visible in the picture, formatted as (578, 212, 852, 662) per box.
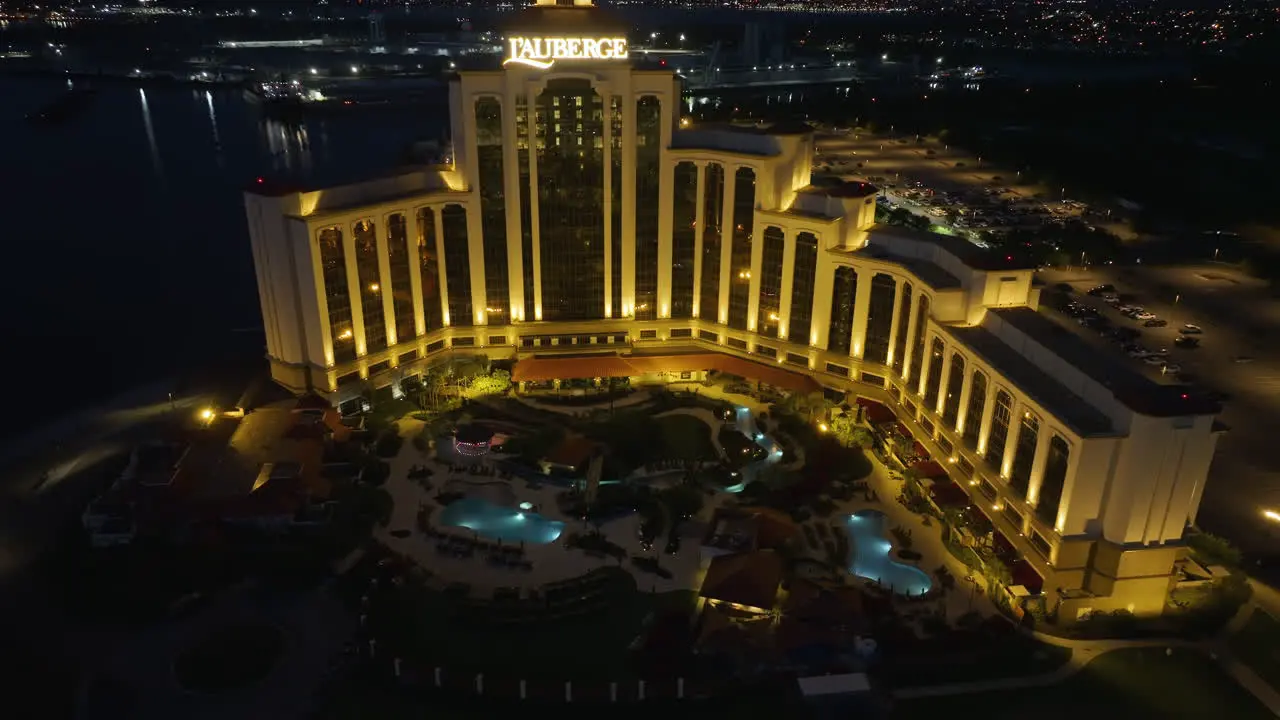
(699, 550, 785, 611)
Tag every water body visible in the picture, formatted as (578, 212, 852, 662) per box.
(0, 76, 448, 439)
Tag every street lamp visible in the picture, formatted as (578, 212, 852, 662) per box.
(1265, 510, 1280, 523)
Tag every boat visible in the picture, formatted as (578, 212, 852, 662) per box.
(26, 87, 97, 125)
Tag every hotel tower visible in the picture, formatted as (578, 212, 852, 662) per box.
(246, 0, 1223, 622)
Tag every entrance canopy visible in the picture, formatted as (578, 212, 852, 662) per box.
(511, 353, 823, 394)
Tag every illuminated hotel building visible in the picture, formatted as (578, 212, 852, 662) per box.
(246, 0, 1222, 619)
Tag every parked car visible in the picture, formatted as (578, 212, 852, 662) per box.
(1087, 284, 1116, 296)
(1174, 336, 1200, 348)
(1143, 318, 1168, 328)
(1161, 363, 1182, 374)
(1235, 355, 1255, 364)
(1135, 312, 1156, 321)
(1181, 324, 1203, 334)
(1142, 356, 1166, 366)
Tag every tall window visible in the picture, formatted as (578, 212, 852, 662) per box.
(892, 282, 912, 375)
(757, 226, 784, 338)
(942, 353, 965, 428)
(475, 97, 509, 323)
(727, 167, 756, 330)
(923, 337, 945, 409)
(827, 267, 857, 355)
(610, 95, 623, 317)
(634, 95, 661, 321)
(908, 294, 930, 388)
(536, 79, 604, 321)
(1037, 435, 1071, 525)
(788, 232, 818, 345)
(986, 390, 1013, 469)
(386, 213, 415, 345)
(864, 273, 896, 363)
(671, 161, 698, 318)
(441, 205, 472, 327)
(416, 208, 442, 332)
(318, 226, 354, 363)
(1010, 411, 1040, 498)
(353, 219, 386, 353)
(962, 371, 987, 449)
(699, 162, 724, 320)
(515, 94, 535, 319)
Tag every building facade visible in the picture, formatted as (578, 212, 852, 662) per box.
(244, 0, 1222, 619)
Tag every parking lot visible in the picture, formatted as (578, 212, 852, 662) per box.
(1041, 264, 1280, 556)
(813, 129, 1134, 242)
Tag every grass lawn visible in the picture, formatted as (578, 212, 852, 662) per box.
(1229, 609, 1280, 692)
(896, 647, 1274, 719)
(392, 584, 697, 681)
(655, 414, 716, 460)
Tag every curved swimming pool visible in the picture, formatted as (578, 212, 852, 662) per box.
(437, 496, 566, 544)
(845, 509, 933, 596)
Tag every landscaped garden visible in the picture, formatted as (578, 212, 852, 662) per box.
(895, 647, 1275, 719)
(173, 623, 284, 693)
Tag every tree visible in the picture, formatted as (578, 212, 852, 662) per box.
(468, 369, 511, 398)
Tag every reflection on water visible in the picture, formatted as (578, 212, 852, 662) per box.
(204, 90, 224, 168)
(138, 88, 164, 179)
(261, 118, 312, 175)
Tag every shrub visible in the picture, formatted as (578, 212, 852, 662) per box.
(1186, 532, 1242, 568)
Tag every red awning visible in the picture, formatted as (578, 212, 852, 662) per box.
(895, 423, 913, 438)
(856, 397, 896, 424)
(912, 441, 928, 457)
(1010, 560, 1044, 594)
(930, 479, 970, 508)
(912, 460, 948, 479)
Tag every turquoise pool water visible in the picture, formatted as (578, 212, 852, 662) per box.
(437, 496, 566, 544)
(845, 510, 933, 596)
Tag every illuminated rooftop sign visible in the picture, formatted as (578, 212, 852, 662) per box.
(504, 36, 628, 70)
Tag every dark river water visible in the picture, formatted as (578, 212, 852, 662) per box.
(0, 76, 448, 438)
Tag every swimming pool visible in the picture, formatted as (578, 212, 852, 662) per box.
(437, 496, 566, 544)
(845, 510, 933, 596)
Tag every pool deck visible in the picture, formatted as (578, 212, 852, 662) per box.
(375, 416, 707, 596)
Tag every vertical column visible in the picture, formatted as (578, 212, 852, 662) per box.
(915, 331, 932, 397)
(1001, 398, 1023, 480)
(777, 227, 796, 341)
(527, 98, 543, 321)
(602, 96, 613, 319)
(343, 219, 367, 357)
(810, 254, 834, 349)
(849, 271, 873, 359)
(503, 92, 525, 323)
(405, 209, 426, 338)
(376, 215, 397, 348)
(1025, 429, 1053, 507)
(716, 166, 735, 325)
(746, 219, 764, 332)
(464, 199, 487, 328)
(621, 95, 636, 316)
(885, 279, 904, 368)
(435, 205, 451, 326)
(934, 348, 951, 416)
(310, 231, 336, 367)
(691, 162, 705, 319)
(954, 367, 974, 435)
(976, 382, 997, 458)
(656, 151, 674, 319)
(899, 292, 918, 380)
